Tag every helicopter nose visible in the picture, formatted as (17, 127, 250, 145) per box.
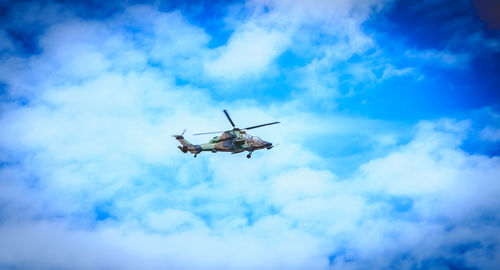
(263, 141, 272, 149)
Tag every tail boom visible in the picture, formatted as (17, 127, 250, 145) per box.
(174, 135, 201, 154)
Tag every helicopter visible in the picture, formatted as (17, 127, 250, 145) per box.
(174, 110, 279, 158)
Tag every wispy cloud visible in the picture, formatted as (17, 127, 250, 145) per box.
(404, 49, 471, 69)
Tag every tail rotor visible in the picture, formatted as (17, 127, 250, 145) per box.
(172, 129, 186, 139)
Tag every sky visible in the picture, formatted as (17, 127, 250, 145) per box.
(0, 0, 500, 269)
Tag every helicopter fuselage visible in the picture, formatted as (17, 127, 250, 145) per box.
(174, 110, 278, 158)
(202, 130, 272, 152)
(175, 130, 273, 158)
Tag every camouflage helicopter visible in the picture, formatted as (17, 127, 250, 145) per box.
(174, 110, 279, 158)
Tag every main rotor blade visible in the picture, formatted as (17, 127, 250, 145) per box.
(193, 131, 225, 136)
(243, 121, 280, 130)
(223, 109, 236, 128)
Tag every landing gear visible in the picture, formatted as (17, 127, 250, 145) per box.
(194, 154, 198, 158)
(247, 152, 252, 158)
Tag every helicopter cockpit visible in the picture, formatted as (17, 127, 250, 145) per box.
(243, 133, 262, 143)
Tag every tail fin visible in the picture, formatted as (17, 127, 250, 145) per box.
(173, 131, 201, 154)
(174, 135, 193, 150)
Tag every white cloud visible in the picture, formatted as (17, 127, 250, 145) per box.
(204, 0, 386, 85)
(1, 1, 500, 270)
(3, 114, 499, 269)
(380, 64, 414, 81)
(205, 26, 289, 79)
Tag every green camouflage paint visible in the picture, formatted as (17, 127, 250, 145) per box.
(174, 110, 278, 158)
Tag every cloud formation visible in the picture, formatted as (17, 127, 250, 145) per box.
(1, 1, 499, 270)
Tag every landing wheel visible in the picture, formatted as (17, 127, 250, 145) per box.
(194, 154, 198, 158)
(247, 154, 252, 158)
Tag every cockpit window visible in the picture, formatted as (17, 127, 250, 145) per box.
(243, 134, 252, 140)
(253, 136, 262, 142)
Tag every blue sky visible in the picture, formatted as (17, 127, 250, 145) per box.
(1, 0, 500, 269)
